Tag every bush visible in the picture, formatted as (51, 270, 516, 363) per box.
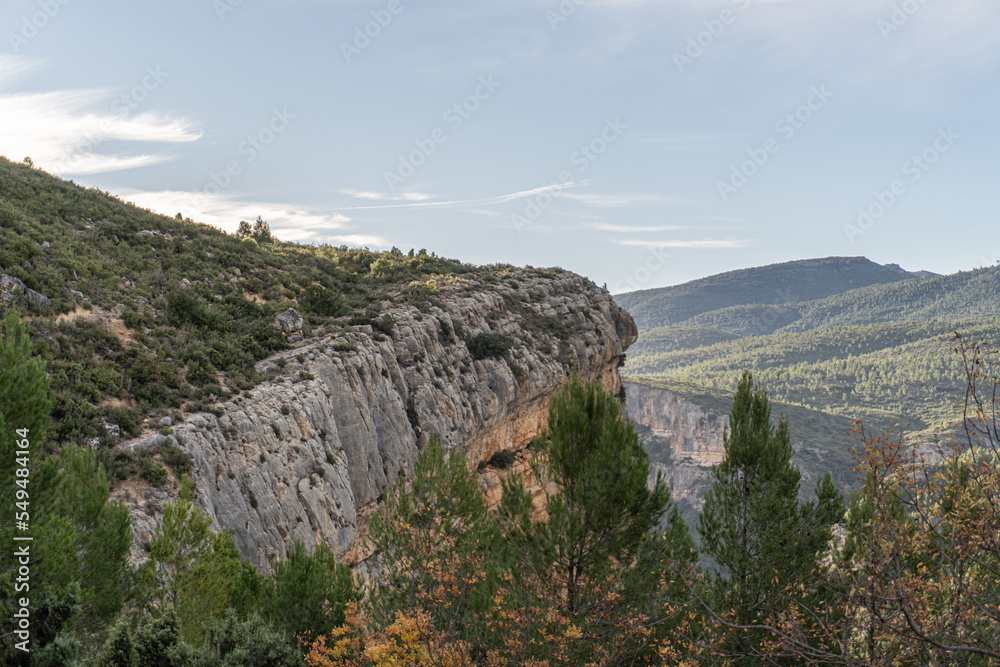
(158, 443, 193, 475)
(488, 449, 516, 470)
(467, 333, 512, 360)
(373, 313, 396, 336)
(139, 456, 168, 486)
(100, 448, 137, 482)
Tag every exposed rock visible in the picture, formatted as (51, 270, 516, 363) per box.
(120, 277, 136, 289)
(122, 433, 168, 454)
(158, 417, 172, 428)
(624, 381, 844, 512)
(25, 288, 50, 309)
(101, 419, 121, 441)
(41, 241, 50, 249)
(625, 382, 726, 467)
(179, 279, 192, 289)
(116, 269, 637, 572)
(0, 274, 27, 302)
(274, 308, 304, 333)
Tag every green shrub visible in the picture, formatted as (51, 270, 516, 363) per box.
(467, 333, 512, 360)
(139, 457, 168, 486)
(158, 443, 193, 475)
(488, 449, 516, 469)
(373, 313, 396, 336)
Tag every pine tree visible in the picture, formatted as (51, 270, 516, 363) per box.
(698, 371, 844, 661)
(538, 377, 672, 613)
(262, 540, 356, 644)
(143, 476, 241, 643)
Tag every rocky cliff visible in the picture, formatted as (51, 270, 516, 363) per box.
(116, 268, 637, 571)
(625, 380, 855, 512)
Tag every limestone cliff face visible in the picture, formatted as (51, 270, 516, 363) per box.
(624, 381, 727, 511)
(625, 382, 727, 467)
(624, 381, 841, 511)
(117, 268, 637, 571)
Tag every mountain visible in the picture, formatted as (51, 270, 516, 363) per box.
(0, 157, 638, 569)
(618, 256, 1000, 515)
(616, 256, 926, 330)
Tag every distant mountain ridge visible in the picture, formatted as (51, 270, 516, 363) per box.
(617, 256, 932, 331)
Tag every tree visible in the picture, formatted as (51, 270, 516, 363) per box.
(262, 540, 357, 644)
(252, 216, 276, 244)
(236, 220, 253, 239)
(365, 438, 497, 638)
(697, 371, 844, 661)
(1, 311, 133, 662)
(143, 476, 240, 643)
(535, 376, 672, 614)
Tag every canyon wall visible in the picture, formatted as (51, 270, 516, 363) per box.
(117, 269, 637, 571)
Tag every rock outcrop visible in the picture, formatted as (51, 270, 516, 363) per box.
(116, 268, 637, 572)
(625, 382, 727, 467)
(625, 380, 853, 512)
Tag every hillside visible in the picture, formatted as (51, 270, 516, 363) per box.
(615, 256, 926, 330)
(0, 157, 626, 499)
(678, 266, 1000, 337)
(625, 318, 1000, 432)
(619, 257, 1000, 531)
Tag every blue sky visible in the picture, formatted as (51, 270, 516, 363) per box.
(2, 0, 998, 292)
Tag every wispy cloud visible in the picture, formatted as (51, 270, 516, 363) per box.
(591, 223, 696, 233)
(335, 189, 434, 202)
(332, 183, 581, 211)
(0, 56, 201, 175)
(560, 192, 680, 207)
(610, 238, 754, 249)
(118, 189, 387, 247)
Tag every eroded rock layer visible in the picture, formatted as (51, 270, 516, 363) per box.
(119, 268, 637, 571)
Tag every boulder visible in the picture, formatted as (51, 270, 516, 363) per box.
(275, 308, 304, 333)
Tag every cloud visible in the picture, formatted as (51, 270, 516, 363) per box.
(0, 56, 201, 175)
(118, 189, 387, 247)
(335, 189, 435, 202)
(611, 238, 754, 249)
(560, 192, 680, 207)
(591, 223, 696, 233)
(332, 182, 581, 211)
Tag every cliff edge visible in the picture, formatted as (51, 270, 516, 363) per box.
(117, 268, 637, 571)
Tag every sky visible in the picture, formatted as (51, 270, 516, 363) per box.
(1, 0, 998, 293)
